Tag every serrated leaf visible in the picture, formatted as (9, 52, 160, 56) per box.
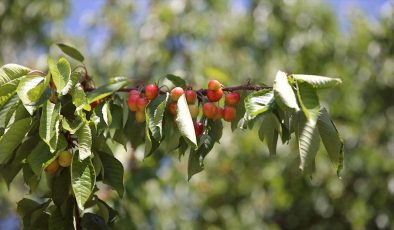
(98, 151, 124, 197)
(166, 74, 186, 87)
(0, 63, 30, 85)
(274, 71, 299, 111)
(146, 93, 169, 141)
(39, 101, 61, 152)
(76, 122, 92, 160)
(61, 70, 81, 95)
(175, 95, 197, 148)
(48, 57, 71, 94)
(0, 93, 19, 128)
(296, 81, 320, 120)
(16, 75, 48, 114)
(26, 141, 53, 175)
(71, 152, 96, 210)
(292, 74, 342, 89)
(0, 117, 31, 164)
(259, 112, 280, 155)
(317, 107, 344, 176)
(244, 89, 274, 119)
(295, 112, 320, 175)
(102, 102, 112, 126)
(57, 43, 85, 62)
(86, 80, 128, 104)
(71, 83, 90, 111)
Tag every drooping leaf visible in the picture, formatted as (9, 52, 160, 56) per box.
(166, 74, 186, 87)
(317, 107, 344, 176)
(76, 122, 92, 160)
(102, 102, 112, 126)
(296, 81, 320, 121)
(146, 93, 169, 141)
(188, 134, 215, 180)
(273, 70, 300, 111)
(0, 63, 30, 85)
(207, 119, 223, 143)
(26, 141, 53, 176)
(86, 80, 128, 104)
(295, 112, 320, 175)
(39, 101, 61, 152)
(175, 94, 197, 148)
(0, 117, 31, 164)
(98, 151, 124, 197)
(57, 43, 85, 62)
(71, 152, 96, 210)
(244, 89, 274, 119)
(258, 112, 281, 155)
(16, 75, 48, 114)
(292, 74, 342, 89)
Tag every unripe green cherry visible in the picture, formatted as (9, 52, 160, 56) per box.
(58, 150, 72, 167)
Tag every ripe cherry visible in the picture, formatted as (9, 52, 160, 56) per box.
(185, 90, 197, 104)
(194, 121, 204, 137)
(145, 84, 159, 100)
(137, 96, 149, 111)
(208, 80, 221, 91)
(128, 93, 140, 111)
(207, 88, 223, 102)
(225, 92, 240, 106)
(223, 106, 236, 122)
(58, 150, 72, 167)
(90, 100, 100, 109)
(45, 159, 60, 174)
(188, 103, 199, 118)
(170, 87, 184, 102)
(214, 107, 223, 120)
(129, 89, 139, 95)
(135, 110, 146, 123)
(203, 102, 218, 119)
(168, 102, 178, 115)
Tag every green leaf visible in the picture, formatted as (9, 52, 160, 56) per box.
(22, 163, 40, 193)
(296, 82, 320, 121)
(273, 70, 300, 111)
(86, 80, 128, 104)
(244, 89, 274, 119)
(81, 213, 108, 230)
(57, 43, 85, 62)
(102, 102, 112, 126)
(231, 91, 247, 131)
(0, 81, 18, 107)
(177, 137, 189, 160)
(146, 93, 169, 141)
(166, 74, 186, 87)
(39, 101, 61, 152)
(317, 107, 344, 176)
(48, 57, 71, 94)
(17, 198, 51, 229)
(48, 207, 68, 230)
(71, 152, 96, 210)
(295, 112, 320, 175)
(144, 126, 160, 158)
(71, 83, 90, 111)
(0, 63, 30, 85)
(0, 117, 31, 164)
(98, 151, 124, 197)
(76, 122, 92, 160)
(188, 134, 216, 180)
(0, 93, 19, 128)
(27, 141, 53, 175)
(175, 94, 197, 148)
(16, 75, 48, 114)
(52, 167, 71, 207)
(207, 119, 222, 143)
(258, 112, 280, 155)
(292, 74, 342, 89)
(62, 117, 83, 134)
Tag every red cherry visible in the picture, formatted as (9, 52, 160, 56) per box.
(223, 106, 236, 122)
(145, 84, 159, 100)
(90, 100, 100, 109)
(214, 107, 223, 120)
(128, 94, 140, 111)
(208, 80, 221, 91)
(194, 122, 204, 137)
(207, 88, 223, 102)
(185, 90, 197, 104)
(203, 102, 218, 119)
(137, 97, 149, 111)
(170, 87, 184, 102)
(168, 102, 177, 115)
(225, 92, 240, 106)
(129, 89, 139, 96)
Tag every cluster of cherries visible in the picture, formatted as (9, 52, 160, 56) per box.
(127, 80, 240, 137)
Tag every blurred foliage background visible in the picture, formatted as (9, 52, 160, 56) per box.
(1, 0, 394, 229)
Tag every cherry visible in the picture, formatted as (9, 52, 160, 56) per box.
(207, 88, 223, 102)
(90, 100, 100, 109)
(135, 110, 146, 123)
(185, 90, 197, 104)
(225, 92, 240, 106)
(168, 102, 177, 115)
(214, 107, 223, 120)
(194, 121, 204, 137)
(188, 103, 199, 118)
(45, 159, 59, 174)
(203, 102, 218, 119)
(208, 80, 221, 91)
(58, 150, 72, 167)
(145, 84, 159, 100)
(223, 106, 236, 122)
(137, 96, 149, 111)
(129, 89, 139, 95)
(170, 87, 184, 102)
(128, 93, 140, 111)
